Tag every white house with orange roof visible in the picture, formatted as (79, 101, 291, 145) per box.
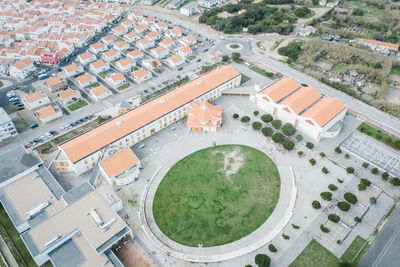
(63, 63, 83, 78)
(217, 11, 233, 19)
(153, 21, 168, 32)
(131, 68, 151, 83)
(90, 59, 110, 74)
(90, 42, 107, 54)
(134, 24, 148, 34)
(113, 41, 130, 52)
(181, 34, 197, 46)
(101, 34, 117, 46)
(76, 73, 97, 88)
(107, 73, 126, 87)
(137, 38, 154, 50)
(99, 148, 141, 186)
(102, 49, 121, 62)
(160, 38, 174, 49)
(78, 51, 96, 65)
(146, 31, 161, 41)
(142, 58, 161, 70)
(9, 58, 36, 79)
(131, 10, 143, 20)
(167, 54, 185, 68)
(90, 85, 112, 101)
(142, 17, 155, 26)
(55, 66, 241, 174)
(127, 49, 144, 61)
(124, 32, 140, 43)
(23, 91, 51, 110)
(45, 76, 68, 92)
(36, 105, 62, 123)
(178, 46, 193, 57)
(57, 88, 81, 105)
(187, 102, 222, 132)
(121, 20, 135, 31)
(151, 46, 169, 58)
(167, 27, 182, 39)
(115, 58, 135, 72)
(251, 78, 347, 141)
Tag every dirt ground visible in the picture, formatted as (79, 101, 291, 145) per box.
(386, 74, 400, 105)
(114, 238, 157, 267)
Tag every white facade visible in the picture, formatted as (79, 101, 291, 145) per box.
(0, 107, 18, 142)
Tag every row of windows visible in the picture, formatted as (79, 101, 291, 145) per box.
(55, 162, 69, 167)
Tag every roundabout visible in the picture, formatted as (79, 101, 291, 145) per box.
(226, 43, 243, 51)
(152, 145, 281, 247)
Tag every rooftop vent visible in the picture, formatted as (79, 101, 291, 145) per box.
(197, 81, 202, 86)
(86, 208, 104, 227)
(45, 234, 62, 247)
(116, 121, 122, 126)
(26, 201, 51, 219)
(160, 99, 166, 104)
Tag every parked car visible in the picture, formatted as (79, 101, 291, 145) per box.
(196, 58, 201, 62)
(30, 123, 39, 129)
(50, 130, 58, 135)
(24, 144, 31, 149)
(17, 107, 25, 111)
(178, 67, 183, 71)
(33, 138, 41, 143)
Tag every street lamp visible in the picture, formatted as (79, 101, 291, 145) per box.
(198, 243, 203, 267)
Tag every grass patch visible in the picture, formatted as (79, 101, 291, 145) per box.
(68, 100, 88, 111)
(340, 236, 369, 265)
(357, 122, 400, 150)
(391, 67, 400, 77)
(35, 142, 56, 155)
(229, 44, 240, 49)
(117, 83, 131, 91)
(99, 72, 108, 78)
(250, 66, 275, 79)
(256, 41, 265, 50)
(187, 55, 196, 61)
(289, 240, 339, 267)
(91, 82, 100, 88)
(271, 39, 284, 51)
(153, 145, 280, 247)
(0, 81, 3, 88)
(0, 205, 36, 266)
(240, 73, 251, 84)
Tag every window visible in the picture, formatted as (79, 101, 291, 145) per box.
(84, 160, 88, 165)
(137, 132, 140, 136)
(142, 129, 145, 133)
(126, 138, 129, 142)
(138, 137, 141, 141)
(119, 141, 122, 145)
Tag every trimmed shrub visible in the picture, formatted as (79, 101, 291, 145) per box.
(328, 214, 340, 223)
(390, 178, 400, 186)
(261, 127, 273, 137)
(322, 167, 329, 174)
(335, 146, 342, 153)
(282, 234, 290, 240)
(382, 172, 389, 180)
(345, 154, 350, 159)
(282, 123, 296, 136)
(354, 216, 362, 223)
(328, 184, 338, 191)
(362, 162, 369, 168)
(272, 133, 284, 143)
(344, 192, 358, 204)
(295, 134, 303, 142)
(371, 168, 379, 175)
(252, 121, 262, 130)
(253, 110, 259, 116)
(370, 197, 377, 204)
(309, 158, 316, 166)
(268, 244, 277, 253)
(271, 119, 282, 129)
(298, 151, 304, 158)
(320, 224, 330, 233)
(261, 114, 273, 123)
(346, 167, 355, 174)
(255, 254, 270, 267)
(241, 116, 250, 123)
(337, 201, 351, 211)
(292, 224, 300, 229)
(306, 142, 314, 149)
(282, 139, 295, 151)
(312, 200, 321, 209)
(358, 183, 366, 191)
(233, 113, 239, 119)
(319, 152, 326, 158)
(320, 192, 332, 201)
(337, 178, 344, 183)
(360, 179, 371, 186)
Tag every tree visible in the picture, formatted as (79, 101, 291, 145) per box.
(261, 114, 273, 123)
(233, 113, 239, 119)
(390, 178, 400, 186)
(294, 6, 311, 17)
(295, 134, 303, 142)
(360, 179, 371, 187)
(335, 146, 342, 153)
(346, 167, 355, 174)
(268, 244, 277, 253)
(312, 200, 321, 209)
(262, 127, 273, 137)
(255, 254, 270, 267)
(241, 116, 250, 123)
(222, 55, 230, 62)
(354, 216, 362, 223)
(320, 192, 332, 201)
(328, 184, 337, 191)
(371, 168, 379, 175)
(358, 183, 366, 191)
(253, 110, 259, 116)
(370, 197, 377, 204)
(328, 214, 340, 223)
(271, 119, 282, 129)
(298, 151, 304, 158)
(352, 8, 364, 16)
(281, 123, 296, 136)
(322, 167, 329, 174)
(231, 52, 241, 62)
(345, 154, 350, 159)
(382, 172, 389, 180)
(338, 201, 351, 211)
(344, 192, 358, 204)
(319, 152, 326, 158)
(252, 121, 262, 130)
(306, 142, 314, 149)
(309, 158, 316, 166)
(278, 41, 302, 61)
(320, 224, 330, 233)
(362, 162, 369, 168)
(8, 106, 17, 113)
(282, 139, 295, 150)
(272, 133, 285, 143)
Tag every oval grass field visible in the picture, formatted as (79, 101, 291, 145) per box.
(152, 145, 280, 247)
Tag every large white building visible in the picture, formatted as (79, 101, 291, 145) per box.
(251, 77, 347, 141)
(55, 66, 241, 175)
(0, 107, 18, 142)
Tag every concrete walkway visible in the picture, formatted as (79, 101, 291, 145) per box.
(138, 106, 297, 262)
(0, 236, 18, 267)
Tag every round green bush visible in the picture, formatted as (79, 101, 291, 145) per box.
(253, 110, 259, 116)
(312, 200, 321, 209)
(271, 119, 282, 129)
(320, 224, 330, 233)
(322, 167, 329, 174)
(382, 172, 389, 180)
(309, 158, 316, 166)
(354, 216, 362, 223)
(360, 179, 371, 186)
(371, 168, 379, 175)
(268, 244, 277, 253)
(252, 121, 262, 130)
(319, 152, 326, 158)
(328, 214, 340, 223)
(328, 184, 338, 191)
(346, 167, 355, 174)
(320, 192, 332, 201)
(282, 139, 295, 151)
(241, 116, 250, 123)
(261, 114, 273, 123)
(281, 123, 296, 136)
(370, 197, 377, 204)
(358, 183, 366, 191)
(344, 192, 358, 204)
(306, 142, 314, 149)
(390, 178, 400, 186)
(362, 162, 369, 168)
(255, 254, 270, 267)
(295, 134, 303, 142)
(233, 113, 239, 119)
(337, 201, 351, 211)
(272, 133, 284, 143)
(261, 127, 273, 137)
(335, 146, 342, 153)
(298, 151, 304, 157)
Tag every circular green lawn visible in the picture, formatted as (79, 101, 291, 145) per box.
(152, 145, 280, 247)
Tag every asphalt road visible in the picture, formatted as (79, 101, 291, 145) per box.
(360, 205, 400, 267)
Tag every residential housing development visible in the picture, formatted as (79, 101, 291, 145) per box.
(55, 66, 241, 175)
(251, 77, 347, 141)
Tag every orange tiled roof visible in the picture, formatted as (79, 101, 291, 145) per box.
(258, 77, 301, 103)
(37, 105, 56, 118)
(362, 39, 399, 51)
(302, 97, 346, 127)
(100, 148, 139, 177)
(280, 87, 321, 114)
(60, 66, 240, 162)
(90, 85, 108, 96)
(64, 63, 79, 73)
(46, 76, 62, 87)
(25, 91, 44, 103)
(58, 88, 75, 100)
(187, 102, 222, 128)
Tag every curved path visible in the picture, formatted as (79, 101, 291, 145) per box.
(140, 142, 297, 262)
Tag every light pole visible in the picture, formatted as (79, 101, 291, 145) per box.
(198, 243, 203, 267)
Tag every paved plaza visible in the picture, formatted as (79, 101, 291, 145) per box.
(340, 132, 400, 177)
